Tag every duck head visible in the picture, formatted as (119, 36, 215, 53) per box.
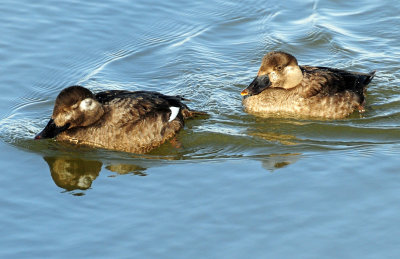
(241, 51, 303, 96)
(35, 86, 104, 139)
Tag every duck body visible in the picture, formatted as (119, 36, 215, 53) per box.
(36, 86, 206, 153)
(241, 52, 375, 119)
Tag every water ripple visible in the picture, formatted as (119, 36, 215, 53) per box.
(1, 0, 400, 161)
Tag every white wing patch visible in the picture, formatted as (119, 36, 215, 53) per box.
(168, 106, 180, 122)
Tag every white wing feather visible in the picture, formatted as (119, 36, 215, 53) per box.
(168, 106, 180, 122)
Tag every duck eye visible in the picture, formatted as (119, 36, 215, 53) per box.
(276, 66, 283, 71)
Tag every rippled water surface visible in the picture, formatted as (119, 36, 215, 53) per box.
(1, 0, 400, 258)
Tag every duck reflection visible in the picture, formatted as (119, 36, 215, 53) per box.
(43, 156, 150, 192)
(43, 156, 102, 191)
(105, 164, 147, 176)
(249, 131, 300, 145)
(259, 153, 301, 171)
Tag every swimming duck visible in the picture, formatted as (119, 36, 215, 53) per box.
(35, 86, 206, 153)
(241, 51, 375, 119)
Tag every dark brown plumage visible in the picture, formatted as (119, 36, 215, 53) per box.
(35, 86, 206, 153)
(241, 51, 375, 119)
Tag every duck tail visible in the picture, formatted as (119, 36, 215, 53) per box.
(355, 71, 376, 106)
(182, 109, 208, 119)
(363, 71, 376, 86)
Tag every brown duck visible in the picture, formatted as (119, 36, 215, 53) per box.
(35, 86, 206, 153)
(241, 51, 375, 119)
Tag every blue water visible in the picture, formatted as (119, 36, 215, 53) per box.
(1, 0, 400, 258)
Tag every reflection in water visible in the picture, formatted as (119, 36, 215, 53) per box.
(105, 164, 147, 176)
(249, 132, 300, 146)
(259, 153, 302, 172)
(43, 156, 150, 193)
(43, 157, 102, 191)
(42, 152, 300, 193)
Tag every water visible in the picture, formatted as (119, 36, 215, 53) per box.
(1, 0, 400, 257)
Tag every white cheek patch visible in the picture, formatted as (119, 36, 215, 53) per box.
(270, 71, 278, 82)
(79, 98, 96, 111)
(168, 106, 180, 122)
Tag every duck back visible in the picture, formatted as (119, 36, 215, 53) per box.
(299, 66, 375, 101)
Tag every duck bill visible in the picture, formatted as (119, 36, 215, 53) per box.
(34, 119, 69, 139)
(241, 75, 271, 96)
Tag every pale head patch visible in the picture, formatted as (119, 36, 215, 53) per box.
(270, 71, 278, 82)
(79, 98, 96, 111)
(285, 65, 294, 72)
(283, 65, 303, 88)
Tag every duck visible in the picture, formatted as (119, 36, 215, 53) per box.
(35, 86, 207, 153)
(241, 51, 375, 119)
